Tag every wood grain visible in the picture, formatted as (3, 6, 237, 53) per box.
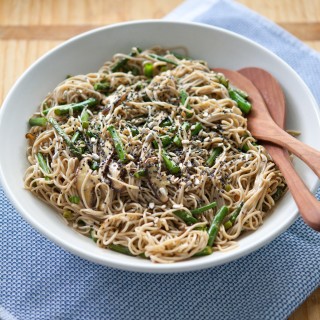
(0, 0, 319, 319)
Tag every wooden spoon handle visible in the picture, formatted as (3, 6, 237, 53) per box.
(257, 122, 320, 179)
(271, 146, 320, 230)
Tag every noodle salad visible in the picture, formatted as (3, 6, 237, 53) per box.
(25, 47, 286, 263)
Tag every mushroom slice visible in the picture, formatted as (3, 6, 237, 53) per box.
(146, 158, 169, 203)
(108, 161, 125, 191)
(76, 158, 100, 208)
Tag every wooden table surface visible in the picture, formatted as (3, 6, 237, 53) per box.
(0, 0, 319, 318)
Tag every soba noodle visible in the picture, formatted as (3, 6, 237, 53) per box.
(24, 47, 286, 263)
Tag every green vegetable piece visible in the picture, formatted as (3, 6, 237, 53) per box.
(173, 210, 198, 225)
(206, 147, 223, 167)
(29, 117, 47, 127)
(133, 169, 147, 179)
(90, 228, 98, 243)
(182, 122, 191, 131)
(71, 131, 81, 143)
(80, 108, 89, 129)
(161, 150, 181, 174)
(207, 205, 229, 246)
(94, 82, 110, 93)
(48, 118, 83, 158)
(129, 125, 139, 137)
(217, 75, 229, 88)
(194, 246, 213, 257)
(107, 125, 127, 163)
(36, 152, 51, 175)
(191, 201, 217, 216)
(225, 184, 232, 192)
(159, 117, 172, 127)
(144, 63, 154, 78)
(111, 47, 141, 72)
(229, 90, 252, 114)
(152, 135, 172, 149)
(43, 98, 97, 116)
(90, 161, 99, 171)
(233, 88, 249, 99)
(170, 51, 189, 60)
(109, 244, 133, 256)
(148, 53, 178, 66)
(69, 195, 80, 204)
(180, 89, 192, 118)
(224, 203, 244, 230)
(63, 210, 73, 220)
(173, 136, 182, 147)
(272, 186, 285, 202)
(191, 122, 203, 136)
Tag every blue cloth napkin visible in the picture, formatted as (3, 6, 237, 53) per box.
(1, 1, 320, 319)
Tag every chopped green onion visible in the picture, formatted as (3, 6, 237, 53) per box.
(159, 117, 172, 127)
(173, 136, 182, 147)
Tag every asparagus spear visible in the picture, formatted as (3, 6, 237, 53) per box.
(152, 135, 172, 149)
(191, 122, 203, 136)
(180, 89, 192, 118)
(107, 125, 127, 163)
(69, 195, 80, 204)
(48, 118, 83, 158)
(71, 131, 81, 143)
(224, 203, 244, 230)
(148, 54, 178, 66)
(194, 246, 213, 256)
(159, 117, 172, 127)
(216, 74, 229, 88)
(173, 210, 198, 225)
(161, 150, 181, 174)
(29, 117, 47, 127)
(36, 152, 51, 175)
(144, 63, 154, 78)
(111, 47, 142, 72)
(206, 147, 223, 167)
(228, 90, 252, 114)
(191, 201, 217, 216)
(109, 244, 146, 258)
(173, 136, 182, 147)
(207, 205, 229, 246)
(93, 82, 110, 93)
(133, 169, 147, 179)
(80, 108, 89, 129)
(43, 98, 98, 116)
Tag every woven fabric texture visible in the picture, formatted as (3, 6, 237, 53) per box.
(1, 0, 320, 319)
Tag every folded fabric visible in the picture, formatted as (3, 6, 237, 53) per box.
(1, 1, 320, 319)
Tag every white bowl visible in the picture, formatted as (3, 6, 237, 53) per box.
(0, 20, 319, 273)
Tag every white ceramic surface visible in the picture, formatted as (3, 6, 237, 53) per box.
(0, 20, 319, 273)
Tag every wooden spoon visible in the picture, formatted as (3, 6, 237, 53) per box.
(239, 67, 320, 231)
(214, 68, 320, 178)
(214, 68, 320, 180)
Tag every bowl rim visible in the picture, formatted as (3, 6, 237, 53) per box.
(1, 19, 320, 273)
